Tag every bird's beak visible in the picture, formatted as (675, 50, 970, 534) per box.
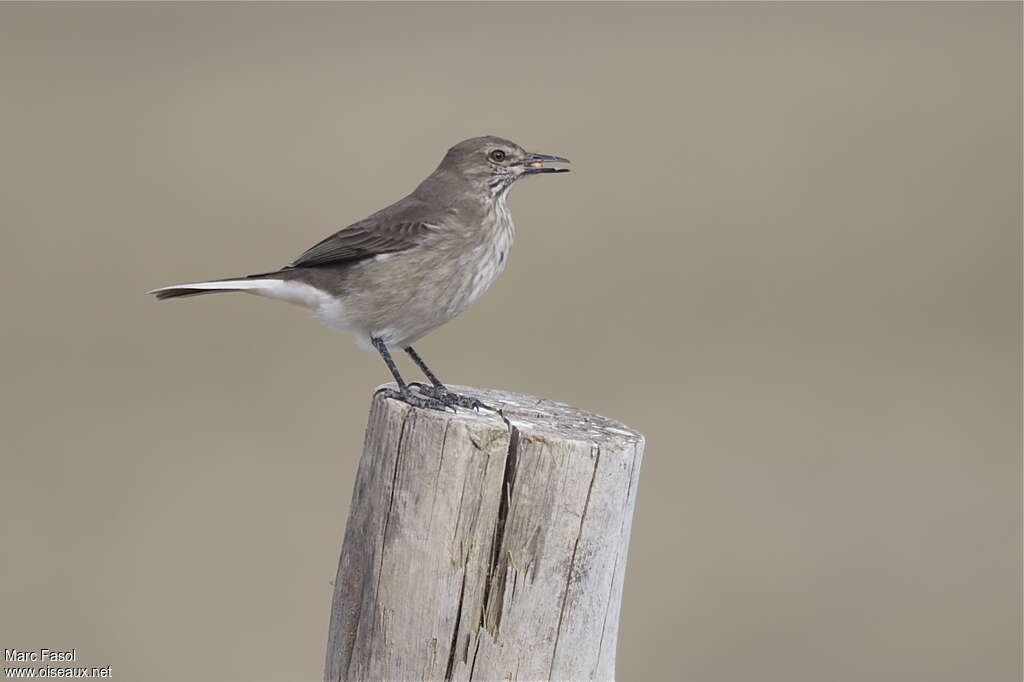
(521, 152, 571, 174)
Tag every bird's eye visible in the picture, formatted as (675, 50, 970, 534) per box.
(489, 149, 506, 162)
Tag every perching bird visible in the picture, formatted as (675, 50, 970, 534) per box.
(149, 136, 569, 411)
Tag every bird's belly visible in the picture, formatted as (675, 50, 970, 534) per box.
(348, 242, 507, 348)
(442, 253, 505, 316)
(405, 250, 505, 339)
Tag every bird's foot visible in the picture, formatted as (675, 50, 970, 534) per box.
(375, 386, 450, 412)
(409, 383, 486, 411)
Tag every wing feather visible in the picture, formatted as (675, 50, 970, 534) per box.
(289, 219, 439, 268)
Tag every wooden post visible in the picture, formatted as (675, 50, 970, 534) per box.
(324, 385, 644, 682)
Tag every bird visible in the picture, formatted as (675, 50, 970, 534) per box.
(149, 135, 570, 411)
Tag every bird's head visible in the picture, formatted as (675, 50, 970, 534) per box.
(439, 135, 570, 197)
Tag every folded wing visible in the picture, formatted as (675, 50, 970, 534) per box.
(289, 219, 440, 268)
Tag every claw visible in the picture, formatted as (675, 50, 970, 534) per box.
(408, 383, 486, 411)
(376, 387, 451, 412)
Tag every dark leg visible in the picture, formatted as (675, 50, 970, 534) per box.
(371, 337, 447, 411)
(404, 346, 446, 390)
(404, 346, 485, 410)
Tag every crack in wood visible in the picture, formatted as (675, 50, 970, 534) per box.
(467, 630, 483, 681)
(548, 445, 601, 680)
(428, 421, 452, 538)
(480, 422, 520, 637)
(443, 567, 469, 681)
(370, 409, 412, 660)
(595, 546, 621, 677)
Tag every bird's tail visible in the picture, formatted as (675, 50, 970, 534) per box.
(147, 273, 289, 301)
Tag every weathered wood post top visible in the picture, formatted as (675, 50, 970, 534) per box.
(325, 385, 645, 682)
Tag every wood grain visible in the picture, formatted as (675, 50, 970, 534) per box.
(325, 385, 644, 682)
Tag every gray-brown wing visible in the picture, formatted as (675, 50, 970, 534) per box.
(289, 220, 438, 268)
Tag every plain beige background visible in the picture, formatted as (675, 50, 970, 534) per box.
(1, 3, 1020, 681)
